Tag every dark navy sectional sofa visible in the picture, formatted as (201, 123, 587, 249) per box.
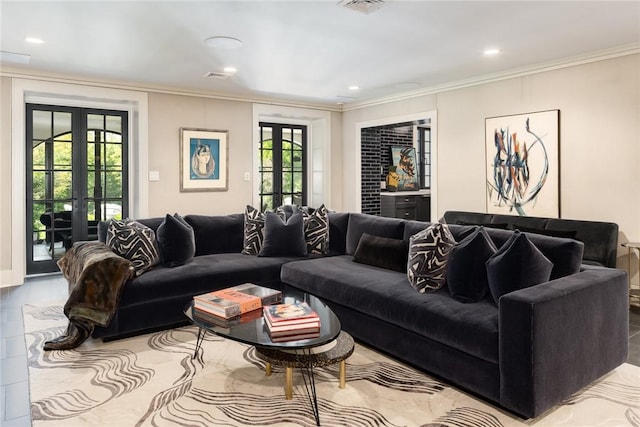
(92, 210, 628, 419)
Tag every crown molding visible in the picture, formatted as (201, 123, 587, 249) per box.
(341, 43, 640, 112)
(2, 43, 637, 114)
(0, 67, 342, 113)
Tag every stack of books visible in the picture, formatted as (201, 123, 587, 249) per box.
(263, 301, 321, 342)
(193, 283, 282, 320)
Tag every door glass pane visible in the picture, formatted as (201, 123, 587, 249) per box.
(105, 143, 122, 168)
(106, 172, 123, 198)
(261, 172, 273, 193)
(33, 142, 45, 168)
(32, 110, 52, 140)
(261, 195, 273, 212)
(106, 115, 121, 134)
(282, 171, 292, 192)
(53, 140, 72, 169)
(32, 172, 47, 200)
(53, 171, 72, 200)
(103, 201, 122, 220)
(53, 112, 71, 138)
(293, 128, 302, 145)
(87, 114, 104, 132)
(293, 172, 303, 193)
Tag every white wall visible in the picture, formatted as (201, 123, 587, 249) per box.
(147, 93, 255, 216)
(1, 84, 338, 286)
(342, 54, 640, 269)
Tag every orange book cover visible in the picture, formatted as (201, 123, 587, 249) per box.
(194, 288, 261, 318)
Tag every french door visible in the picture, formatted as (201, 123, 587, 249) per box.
(258, 122, 307, 211)
(26, 104, 129, 274)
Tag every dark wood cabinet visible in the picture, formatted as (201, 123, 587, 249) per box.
(380, 193, 430, 222)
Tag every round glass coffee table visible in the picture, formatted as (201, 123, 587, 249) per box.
(184, 292, 354, 426)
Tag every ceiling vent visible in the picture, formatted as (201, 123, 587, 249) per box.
(203, 71, 230, 80)
(337, 0, 386, 14)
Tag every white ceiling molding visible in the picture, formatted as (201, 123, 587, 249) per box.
(0, 66, 342, 113)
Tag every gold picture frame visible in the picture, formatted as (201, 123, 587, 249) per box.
(180, 128, 228, 192)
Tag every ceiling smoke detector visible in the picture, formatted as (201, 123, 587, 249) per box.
(337, 0, 386, 14)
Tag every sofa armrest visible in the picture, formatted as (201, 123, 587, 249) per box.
(498, 268, 628, 418)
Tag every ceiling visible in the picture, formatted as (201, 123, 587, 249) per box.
(1, 1, 639, 108)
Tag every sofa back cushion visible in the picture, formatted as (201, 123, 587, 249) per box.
(184, 214, 244, 256)
(346, 213, 405, 255)
(328, 212, 350, 255)
(545, 218, 618, 267)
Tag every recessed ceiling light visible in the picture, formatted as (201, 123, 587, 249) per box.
(348, 85, 360, 91)
(223, 66, 237, 74)
(484, 48, 501, 56)
(205, 36, 243, 49)
(25, 37, 44, 44)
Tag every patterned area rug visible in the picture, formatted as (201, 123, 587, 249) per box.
(24, 304, 640, 426)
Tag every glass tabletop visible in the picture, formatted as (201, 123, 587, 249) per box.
(184, 292, 341, 350)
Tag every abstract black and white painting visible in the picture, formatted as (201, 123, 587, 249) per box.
(485, 110, 560, 217)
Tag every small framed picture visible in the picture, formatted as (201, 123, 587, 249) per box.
(180, 128, 228, 192)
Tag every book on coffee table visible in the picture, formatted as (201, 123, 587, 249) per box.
(230, 283, 282, 306)
(194, 284, 282, 319)
(194, 305, 262, 328)
(263, 301, 319, 323)
(194, 288, 261, 318)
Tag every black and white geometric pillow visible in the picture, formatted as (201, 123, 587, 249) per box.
(241, 205, 288, 255)
(301, 204, 330, 255)
(241, 205, 266, 255)
(106, 219, 160, 276)
(407, 221, 456, 292)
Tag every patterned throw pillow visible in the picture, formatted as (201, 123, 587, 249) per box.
(241, 205, 287, 255)
(106, 219, 160, 276)
(300, 204, 330, 255)
(407, 221, 456, 292)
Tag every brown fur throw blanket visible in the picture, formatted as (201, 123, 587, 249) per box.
(44, 241, 134, 351)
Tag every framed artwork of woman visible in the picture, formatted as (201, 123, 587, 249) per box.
(180, 128, 228, 192)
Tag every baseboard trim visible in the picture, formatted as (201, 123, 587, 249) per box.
(0, 269, 17, 288)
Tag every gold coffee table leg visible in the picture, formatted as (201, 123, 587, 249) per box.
(285, 367, 293, 400)
(265, 362, 272, 376)
(339, 360, 346, 389)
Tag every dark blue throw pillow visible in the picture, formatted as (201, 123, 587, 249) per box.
(486, 231, 553, 304)
(258, 212, 308, 257)
(156, 213, 196, 267)
(447, 226, 497, 303)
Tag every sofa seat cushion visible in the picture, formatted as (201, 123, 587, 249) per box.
(281, 256, 499, 364)
(118, 253, 301, 308)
